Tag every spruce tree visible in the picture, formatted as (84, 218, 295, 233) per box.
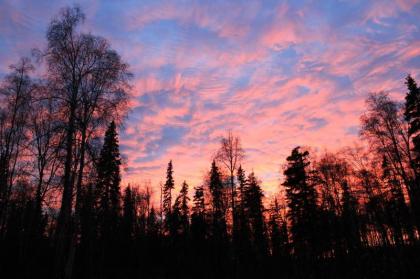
(244, 172, 268, 262)
(404, 75, 420, 228)
(208, 160, 228, 277)
(191, 185, 206, 242)
(163, 160, 175, 233)
(235, 165, 249, 261)
(209, 160, 227, 239)
(96, 121, 122, 237)
(95, 121, 122, 274)
(405, 75, 420, 156)
(282, 147, 318, 257)
(237, 165, 247, 231)
(171, 182, 189, 237)
(177, 181, 190, 234)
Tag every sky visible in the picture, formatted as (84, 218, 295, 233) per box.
(1, 0, 420, 199)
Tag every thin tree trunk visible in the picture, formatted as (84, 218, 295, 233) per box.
(55, 103, 76, 279)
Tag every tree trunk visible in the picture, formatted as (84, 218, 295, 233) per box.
(55, 103, 76, 279)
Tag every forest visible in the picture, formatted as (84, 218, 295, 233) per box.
(1, 6, 420, 279)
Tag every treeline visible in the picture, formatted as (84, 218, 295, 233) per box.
(1, 5, 420, 279)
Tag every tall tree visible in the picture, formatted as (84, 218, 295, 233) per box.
(244, 172, 267, 261)
(209, 160, 227, 239)
(208, 160, 228, 277)
(360, 92, 416, 224)
(215, 131, 244, 229)
(29, 83, 62, 238)
(404, 75, 420, 226)
(191, 185, 206, 242)
(0, 58, 34, 236)
(313, 152, 350, 255)
(234, 165, 249, 256)
(39, 7, 131, 277)
(163, 160, 174, 234)
(174, 181, 190, 235)
(405, 75, 420, 169)
(94, 121, 122, 278)
(96, 121, 122, 236)
(283, 147, 318, 257)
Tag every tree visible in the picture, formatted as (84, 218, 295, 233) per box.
(405, 75, 420, 169)
(283, 147, 318, 257)
(313, 152, 350, 255)
(234, 165, 249, 257)
(174, 181, 190, 235)
(163, 160, 174, 234)
(94, 121, 122, 277)
(0, 58, 34, 236)
(29, 82, 63, 239)
(38, 6, 131, 277)
(96, 121, 121, 238)
(360, 92, 416, 224)
(209, 160, 227, 239)
(215, 131, 244, 229)
(191, 185, 206, 242)
(404, 75, 420, 226)
(243, 172, 267, 261)
(171, 181, 190, 238)
(208, 160, 228, 277)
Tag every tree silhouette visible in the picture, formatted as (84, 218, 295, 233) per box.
(283, 147, 318, 257)
(173, 181, 189, 236)
(163, 160, 174, 235)
(243, 172, 267, 264)
(405, 75, 420, 227)
(215, 131, 244, 234)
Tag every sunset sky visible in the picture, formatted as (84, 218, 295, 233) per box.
(1, 0, 420, 198)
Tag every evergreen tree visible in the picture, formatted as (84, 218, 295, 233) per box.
(244, 172, 268, 261)
(171, 182, 190, 237)
(191, 185, 206, 242)
(234, 165, 250, 263)
(208, 160, 228, 277)
(405, 75, 420, 165)
(176, 181, 190, 235)
(209, 160, 227, 239)
(190, 185, 207, 276)
(236, 165, 248, 234)
(163, 160, 175, 233)
(404, 75, 420, 228)
(96, 121, 122, 235)
(282, 147, 318, 257)
(95, 121, 122, 275)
